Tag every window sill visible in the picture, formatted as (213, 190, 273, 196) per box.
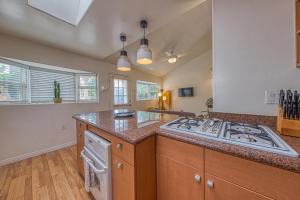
(0, 101, 100, 106)
(136, 99, 158, 101)
(114, 104, 132, 107)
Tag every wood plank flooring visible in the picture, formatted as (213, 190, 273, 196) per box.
(0, 145, 93, 200)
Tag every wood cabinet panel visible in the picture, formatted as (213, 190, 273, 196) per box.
(112, 155, 135, 200)
(157, 154, 204, 200)
(76, 121, 87, 176)
(135, 136, 156, 200)
(205, 149, 300, 200)
(157, 136, 204, 171)
(88, 125, 135, 165)
(205, 173, 272, 200)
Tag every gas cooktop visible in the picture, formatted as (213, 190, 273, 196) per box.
(160, 117, 299, 157)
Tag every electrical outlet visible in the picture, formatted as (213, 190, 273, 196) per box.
(265, 90, 280, 104)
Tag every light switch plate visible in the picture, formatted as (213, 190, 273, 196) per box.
(265, 90, 280, 104)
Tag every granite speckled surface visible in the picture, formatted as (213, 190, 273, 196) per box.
(72, 110, 178, 143)
(73, 110, 300, 173)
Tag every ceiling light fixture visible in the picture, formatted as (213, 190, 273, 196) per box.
(117, 33, 131, 72)
(168, 56, 177, 64)
(137, 20, 152, 65)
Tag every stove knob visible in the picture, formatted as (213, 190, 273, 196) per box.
(194, 175, 201, 183)
(207, 180, 214, 189)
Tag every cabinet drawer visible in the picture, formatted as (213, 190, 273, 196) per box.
(157, 136, 204, 171)
(111, 136, 135, 166)
(112, 155, 135, 200)
(205, 173, 272, 200)
(205, 149, 300, 200)
(88, 125, 135, 166)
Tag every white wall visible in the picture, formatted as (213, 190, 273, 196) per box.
(163, 50, 212, 115)
(0, 33, 161, 165)
(213, 0, 300, 116)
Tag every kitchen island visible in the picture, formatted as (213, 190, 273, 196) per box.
(73, 110, 300, 200)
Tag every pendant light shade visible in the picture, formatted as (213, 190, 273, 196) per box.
(117, 34, 131, 72)
(137, 20, 152, 65)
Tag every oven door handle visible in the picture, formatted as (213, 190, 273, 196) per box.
(81, 150, 107, 174)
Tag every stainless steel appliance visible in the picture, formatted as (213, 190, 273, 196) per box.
(160, 117, 299, 157)
(81, 131, 112, 200)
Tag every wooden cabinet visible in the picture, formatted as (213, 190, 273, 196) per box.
(205, 174, 271, 200)
(157, 155, 204, 200)
(112, 155, 135, 200)
(205, 149, 300, 200)
(75, 121, 156, 200)
(156, 136, 204, 200)
(76, 121, 87, 176)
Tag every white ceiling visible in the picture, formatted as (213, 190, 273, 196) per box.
(0, 0, 211, 77)
(104, 1, 212, 76)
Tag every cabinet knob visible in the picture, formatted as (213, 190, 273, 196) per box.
(194, 175, 201, 183)
(117, 162, 123, 169)
(116, 143, 123, 150)
(207, 180, 214, 189)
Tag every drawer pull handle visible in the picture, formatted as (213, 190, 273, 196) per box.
(207, 180, 214, 189)
(117, 162, 123, 169)
(194, 175, 201, 183)
(116, 143, 123, 150)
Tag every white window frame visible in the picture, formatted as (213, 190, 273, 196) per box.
(0, 59, 30, 105)
(136, 80, 160, 101)
(113, 77, 129, 106)
(0, 59, 99, 105)
(76, 74, 99, 103)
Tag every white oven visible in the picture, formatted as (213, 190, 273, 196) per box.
(81, 131, 112, 200)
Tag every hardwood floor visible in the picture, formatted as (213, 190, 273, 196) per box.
(0, 145, 92, 200)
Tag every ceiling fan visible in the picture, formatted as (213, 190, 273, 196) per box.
(163, 50, 186, 64)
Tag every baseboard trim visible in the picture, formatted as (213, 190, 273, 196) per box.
(0, 141, 76, 166)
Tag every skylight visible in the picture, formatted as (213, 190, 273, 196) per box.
(28, 0, 94, 26)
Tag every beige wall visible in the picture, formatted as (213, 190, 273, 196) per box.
(0, 33, 161, 165)
(163, 50, 212, 115)
(213, 0, 300, 116)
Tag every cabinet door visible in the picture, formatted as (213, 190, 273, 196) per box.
(205, 174, 272, 200)
(76, 121, 86, 176)
(157, 155, 204, 200)
(112, 155, 135, 200)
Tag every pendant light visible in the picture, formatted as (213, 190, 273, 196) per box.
(137, 20, 152, 65)
(117, 33, 131, 71)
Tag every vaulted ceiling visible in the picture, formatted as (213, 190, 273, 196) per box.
(0, 0, 211, 76)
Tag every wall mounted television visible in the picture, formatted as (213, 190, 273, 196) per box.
(178, 87, 193, 97)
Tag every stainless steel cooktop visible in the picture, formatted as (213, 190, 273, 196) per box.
(160, 117, 299, 157)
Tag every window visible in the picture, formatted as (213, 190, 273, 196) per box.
(78, 74, 98, 102)
(136, 80, 160, 100)
(30, 68, 76, 103)
(0, 61, 29, 103)
(114, 78, 128, 105)
(0, 59, 98, 104)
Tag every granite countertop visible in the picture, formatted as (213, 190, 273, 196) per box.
(72, 110, 178, 143)
(73, 110, 300, 173)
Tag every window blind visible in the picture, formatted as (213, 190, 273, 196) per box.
(0, 60, 29, 103)
(30, 68, 76, 103)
